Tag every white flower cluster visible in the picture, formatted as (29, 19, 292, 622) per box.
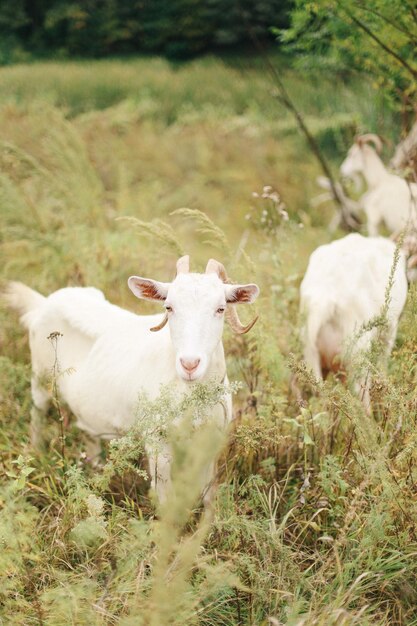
(246, 185, 289, 232)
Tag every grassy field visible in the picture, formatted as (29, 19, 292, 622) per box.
(1, 56, 417, 625)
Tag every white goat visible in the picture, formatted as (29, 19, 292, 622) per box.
(300, 233, 407, 406)
(5, 256, 259, 502)
(313, 175, 361, 232)
(340, 134, 417, 236)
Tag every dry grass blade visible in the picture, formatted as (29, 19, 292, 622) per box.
(172, 208, 230, 253)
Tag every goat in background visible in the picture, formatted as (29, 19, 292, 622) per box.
(300, 233, 408, 408)
(340, 133, 417, 236)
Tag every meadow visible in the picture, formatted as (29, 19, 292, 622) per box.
(1, 55, 417, 625)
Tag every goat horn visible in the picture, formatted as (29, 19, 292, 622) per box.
(176, 255, 190, 273)
(356, 133, 383, 154)
(150, 255, 189, 332)
(150, 311, 168, 332)
(206, 258, 258, 334)
(206, 258, 229, 282)
(226, 307, 258, 334)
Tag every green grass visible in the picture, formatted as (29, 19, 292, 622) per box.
(1, 56, 416, 625)
(0, 55, 398, 138)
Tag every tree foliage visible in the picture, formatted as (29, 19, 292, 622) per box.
(0, 0, 292, 60)
(280, 0, 417, 110)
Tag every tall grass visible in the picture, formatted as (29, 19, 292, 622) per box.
(1, 56, 416, 625)
(0, 56, 399, 139)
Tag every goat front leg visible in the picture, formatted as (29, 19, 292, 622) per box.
(303, 344, 323, 381)
(30, 377, 51, 450)
(147, 442, 172, 505)
(84, 434, 102, 465)
(201, 460, 217, 509)
(365, 208, 380, 237)
(30, 405, 48, 450)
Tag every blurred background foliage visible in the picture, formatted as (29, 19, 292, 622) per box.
(0, 0, 291, 60)
(0, 0, 414, 122)
(280, 0, 416, 113)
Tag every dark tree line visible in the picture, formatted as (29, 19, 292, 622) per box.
(0, 0, 292, 61)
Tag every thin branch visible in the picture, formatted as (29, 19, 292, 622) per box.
(240, 11, 359, 230)
(339, 3, 417, 80)
(354, 2, 417, 44)
(403, 0, 417, 25)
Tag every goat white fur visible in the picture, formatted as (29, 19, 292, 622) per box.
(5, 256, 259, 503)
(300, 234, 407, 405)
(313, 175, 361, 232)
(340, 134, 417, 236)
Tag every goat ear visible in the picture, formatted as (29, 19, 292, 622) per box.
(128, 276, 170, 302)
(225, 284, 259, 304)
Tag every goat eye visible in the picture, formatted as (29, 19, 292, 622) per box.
(216, 307, 225, 314)
(165, 305, 173, 313)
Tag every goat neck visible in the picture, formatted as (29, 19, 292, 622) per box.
(362, 146, 388, 189)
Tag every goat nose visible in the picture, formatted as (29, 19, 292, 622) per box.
(180, 358, 200, 373)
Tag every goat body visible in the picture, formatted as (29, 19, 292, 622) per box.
(21, 286, 189, 435)
(300, 234, 407, 404)
(362, 172, 417, 236)
(340, 136, 417, 236)
(6, 258, 259, 503)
